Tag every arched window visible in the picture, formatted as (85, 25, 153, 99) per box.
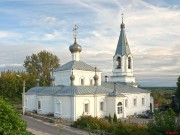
(117, 102, 123, 114)
(80, 77, 85, 85)
(116, 57, 121, 69)
(55, 100, 61, 114)
(128, 57, 131, 69)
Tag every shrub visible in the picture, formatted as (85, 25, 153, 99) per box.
(108, 114, 112, 123)
(0, 97, 27, 135)
(147, 109, 180, 134)
(113, 113, 117, 123)
(72, 115, 148, 135)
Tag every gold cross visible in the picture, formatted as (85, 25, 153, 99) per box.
(73, 24, 78, 39)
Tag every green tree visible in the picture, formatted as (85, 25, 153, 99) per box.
(0, 70, 35, 100)
(0, 97, 27, 134)
(108, 114, 112, 123)
(24, 50, 60, 86)
(113, 113, 117, 123)
(176, 76, 180, 100)
(147, 109, 180, 135)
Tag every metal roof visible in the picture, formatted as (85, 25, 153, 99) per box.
(26, 82, 149, 96)
(53, 60, 101, 72)
(115, 23, 131, 56)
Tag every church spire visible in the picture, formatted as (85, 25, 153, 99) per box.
(110, 13, 135, 84)
(115, 13, 131, 56)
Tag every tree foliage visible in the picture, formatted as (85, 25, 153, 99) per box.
(147, 109, 180, 134)
(176, 76, 180, 100)
(0, 70, 35, 100)
(24, 50, 60, 86)
(0, 97, 27, 134)
(113, 113, 117, 123)
(108, 114, 112, 123)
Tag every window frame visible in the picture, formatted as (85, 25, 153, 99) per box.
(125, 99, 128, 107)
(117, 102, 123, 114)
(38, 100, 41, 110)
(128, 57, 131, 69)
(142, 98, 145, 106)
(100, 101, 104, 111)
(133, 98, 137, 106)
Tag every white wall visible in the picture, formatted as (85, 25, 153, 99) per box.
(54, 96, 73, 120)
(37, 96, 54, 114)
(111, 54, 135, 83)
(123, 93, 150, 116)
(25, 95, 37, 112)
(54, 70, 101, 86)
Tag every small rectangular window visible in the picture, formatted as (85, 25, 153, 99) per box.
(133, 98, 137, 106)
(142, 98, 145, 106)
(100, 102, 104, 111)
(125, 99, 128, 107)
(38, 101, 41, 109)
(81, 79, 84, 85)
(90, 79, 93, 85)
(84, 103, 88, 113)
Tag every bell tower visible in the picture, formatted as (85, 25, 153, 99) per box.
(110, 13, 135, 83)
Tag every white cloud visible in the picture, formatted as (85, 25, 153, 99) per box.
(0, 0, 179, 86)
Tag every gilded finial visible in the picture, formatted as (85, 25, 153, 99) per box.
(121, 13, 124, 23)
(73, 24, 78, 40)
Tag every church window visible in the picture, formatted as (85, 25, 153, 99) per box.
(81, 78, 84, 85)
(100, 102, 104, 111)
(55, 100, 61, 114)
(125, 99, 128, 107)
(117, 102, 123, 114)
(142, 98, 145, 106)
(90, 79, 93, 85)
(116, 57, 121, 69)
(84, 103, 89, 113)
(38, 101, 41, 110)
(128, 57, 131, 69)
(133, 98, 137, 106)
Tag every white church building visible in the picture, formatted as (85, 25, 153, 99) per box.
(25, 17, 153, 121)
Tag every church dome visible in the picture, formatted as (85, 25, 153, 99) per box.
(93, 74, 99, 81)
(69, 40, 82, 53)
(70, 74, 75, 81)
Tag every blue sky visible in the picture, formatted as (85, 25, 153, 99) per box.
(0, 0, 180, 87)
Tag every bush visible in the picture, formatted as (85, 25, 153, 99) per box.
(72, 115, 148, 135)
(113, 113, 117, 123)
(148, 109, 180, 134)
(0, 97, 27, 135)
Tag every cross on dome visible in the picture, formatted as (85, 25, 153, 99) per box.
(73, 24, 78, 40)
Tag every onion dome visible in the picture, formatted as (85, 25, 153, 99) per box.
(70, 68, 75, 85)
(69, 24, 82, 53)
(70, 74, 75, 81)
(93, 67, 99, 86)
(93, 74, 99, 81)
(69, 39, 82, 53)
